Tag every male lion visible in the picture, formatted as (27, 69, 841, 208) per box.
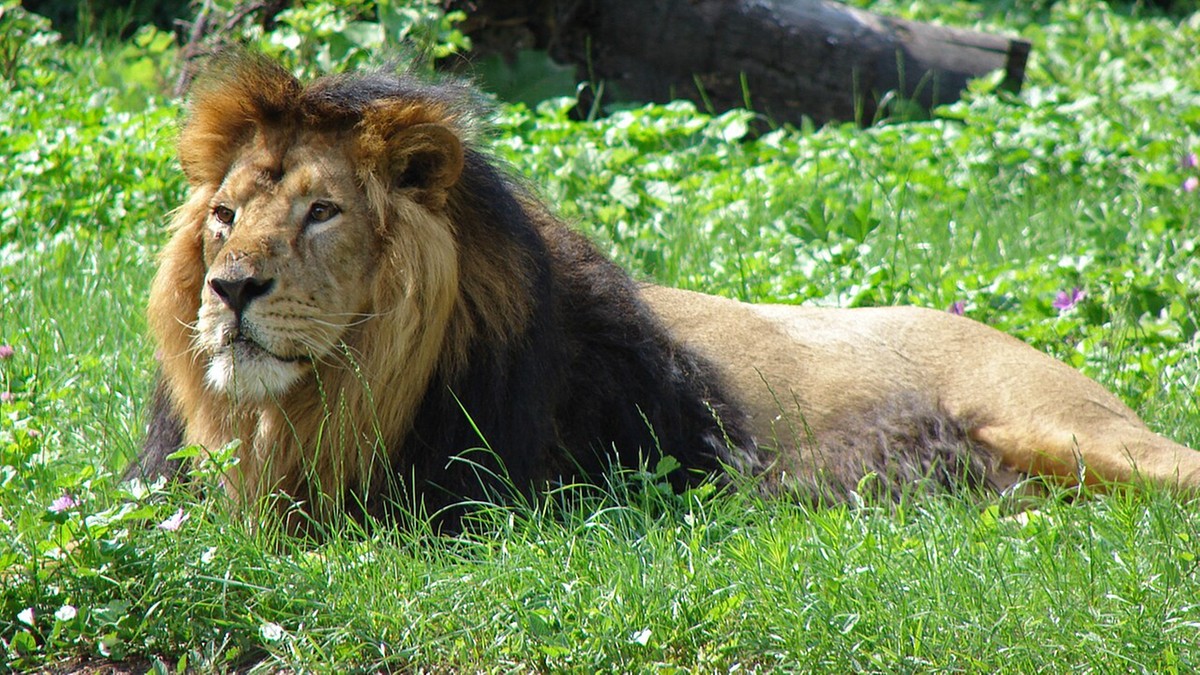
(129, 52, 1200, 531)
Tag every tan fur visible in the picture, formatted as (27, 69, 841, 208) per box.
(642, 286, 1200, 492)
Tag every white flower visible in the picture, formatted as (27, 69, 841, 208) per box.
(630, 628, 652, 646)
(55, 605, 77, 622)
(158, 508, 189, 531)
(260, 622, 285, 642)
(17, 608, 34, 626)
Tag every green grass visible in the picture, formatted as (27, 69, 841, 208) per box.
(3, 0, 1200, 671)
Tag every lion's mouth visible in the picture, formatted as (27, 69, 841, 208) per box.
(205, 328, 312, 399)
(223, 331, 310, 365)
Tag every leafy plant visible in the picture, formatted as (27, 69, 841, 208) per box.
(0, 1, 57, 83)
(251, 0, 470, 77)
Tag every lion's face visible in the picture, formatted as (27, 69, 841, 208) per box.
(152, 53, 471, 468)
(194, 132, 382, 400)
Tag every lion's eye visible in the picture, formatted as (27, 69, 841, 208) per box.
(213, 205, 235, 226)
(306, 201, 340, 225)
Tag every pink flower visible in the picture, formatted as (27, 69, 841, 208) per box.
(0, 345, 13, 359)
(158, 508, 189, 531)
(49, 493, 78, 513)
(0, 392, 11, 403)
(947, 301, 965, 316)
(1183, 152, 1199, 170)
(1184, 176, 1199, 193)
(1052, 287, 1084, 312)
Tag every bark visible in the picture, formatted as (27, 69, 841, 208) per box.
(453, 0, 1030, 126)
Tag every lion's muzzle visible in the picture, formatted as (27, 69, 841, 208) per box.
(199, 269, 311, 399)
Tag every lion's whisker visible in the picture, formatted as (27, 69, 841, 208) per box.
(174, 315, 201, 335)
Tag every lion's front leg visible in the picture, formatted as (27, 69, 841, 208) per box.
(123, 371, 188, 484)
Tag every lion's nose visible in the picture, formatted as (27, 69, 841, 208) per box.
(209, 275, 275, 316)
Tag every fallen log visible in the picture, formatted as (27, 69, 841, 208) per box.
(455, 0, 1030, 126)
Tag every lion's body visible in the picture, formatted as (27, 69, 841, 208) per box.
(130, 53, 1200, 531)
(645, 287, 1200, 492)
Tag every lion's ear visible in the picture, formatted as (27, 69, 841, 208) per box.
(387, 123, 464, 194)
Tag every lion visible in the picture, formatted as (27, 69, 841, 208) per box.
(128, 51, 1200, 532)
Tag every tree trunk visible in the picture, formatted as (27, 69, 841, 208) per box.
(455, 0, 1030, 126)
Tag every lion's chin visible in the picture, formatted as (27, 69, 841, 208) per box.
(205, 344, 306, 401)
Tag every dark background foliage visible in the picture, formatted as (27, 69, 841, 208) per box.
(22, 0, 192, 39)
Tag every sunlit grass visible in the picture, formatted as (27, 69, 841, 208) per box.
(3, 0, 1200, 670)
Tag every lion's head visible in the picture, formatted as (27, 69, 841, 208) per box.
(177, 55, 473, 402)
(149, 53, 544, 520)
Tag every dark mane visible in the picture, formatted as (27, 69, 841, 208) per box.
(360, 132, 767, 524)
(303, 71, 483, 122)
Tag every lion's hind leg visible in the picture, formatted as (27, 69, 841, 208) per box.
(972, 420, 1200, 494)
(783, 393, 1017, 505)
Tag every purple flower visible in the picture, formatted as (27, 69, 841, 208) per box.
(0, 344, 13, 360)
(49, 493, 78, 513)
(158, 508, 189, 531)
(1184, 176, 1200, 193)
(947, 300, 966, 316)
(1052, 287, 1084, 312)
(1183, 152, 1199, 170)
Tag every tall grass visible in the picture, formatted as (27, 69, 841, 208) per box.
(3, 0, 1200, 670)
